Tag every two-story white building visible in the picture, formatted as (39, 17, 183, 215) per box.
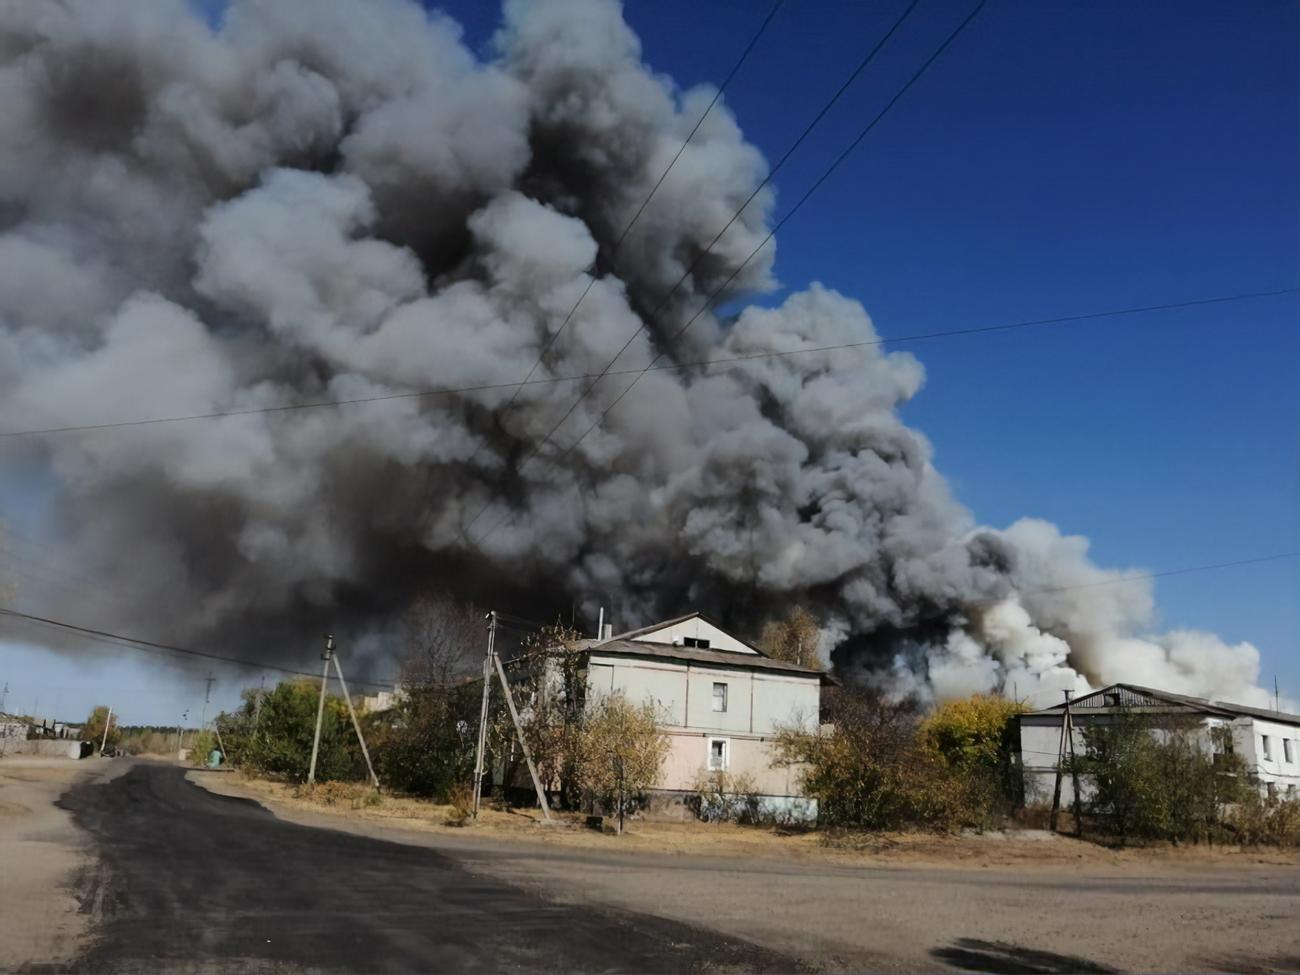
(576, 612, 832, 820)
(1019, 683, 1300, 805)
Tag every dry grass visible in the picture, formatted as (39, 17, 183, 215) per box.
(192, 770, 1300, 871)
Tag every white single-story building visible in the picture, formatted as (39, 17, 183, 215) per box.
(1020, 682, 1300, 805)
(574, 612, 833, 820)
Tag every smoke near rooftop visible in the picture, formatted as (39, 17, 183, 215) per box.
(0, 0, 1277, 707)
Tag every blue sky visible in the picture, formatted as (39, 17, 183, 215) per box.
(4, 0, 1296, 724)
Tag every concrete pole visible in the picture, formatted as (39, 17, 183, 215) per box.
(471, 612, 496, 818)
(307, 635, 334, 784)
(331, 653, 380, 790)
(99, 705, 112, 753)
(492, 651, 552, 822)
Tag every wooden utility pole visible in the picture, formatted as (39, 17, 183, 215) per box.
(330, 651, 380, 790)
(471, 613, 496, 817)
(307, 635, 334, 784)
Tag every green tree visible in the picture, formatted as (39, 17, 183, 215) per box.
(774, 688, 965, 830)
(1080, 711, 1250, 844)
(370, 682, 479, 799)
(227, 680, 361, 782)
(83, 705, 120, 752)
(919, 694, 1025, 817)
(575, 694, 668, 834)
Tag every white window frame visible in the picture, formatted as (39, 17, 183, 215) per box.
(711, 681, 728, 713)
(1284, 738, 1295, 764)
(707, 737, 729, 771)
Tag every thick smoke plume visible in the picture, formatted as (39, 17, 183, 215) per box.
(0, 0, 1273, 706)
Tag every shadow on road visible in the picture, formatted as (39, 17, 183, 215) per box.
(932, 938, 1119, 974)
(1198, 953, 1300, 974)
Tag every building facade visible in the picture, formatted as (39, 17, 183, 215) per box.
(576, 613, 831, 820)
(1020, 683, 1300, 804)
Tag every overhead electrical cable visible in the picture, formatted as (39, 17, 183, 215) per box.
(459, 0, 928, 539)
(472, 0, 988, 546)
(0, 606, 400, 689)
(0, 287, 1292, 441)
(4, 549, 1294, 688)
(482, 0, 788, 431)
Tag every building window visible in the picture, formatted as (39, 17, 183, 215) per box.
(1261, 735, 1272, 761)
(1266, 781, 1276, 800)
(711, 682, 728, 712)
(1285, 739, 1295, 764)
(684, 637, 711, 649)
(708, 737, 729, 771)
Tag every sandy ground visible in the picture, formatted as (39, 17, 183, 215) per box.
(192, 771, 1300, 972)
(196, 769, 1300, 872)
(0, 755, 129, 971)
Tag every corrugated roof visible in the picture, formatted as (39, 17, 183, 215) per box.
(582, 638, 835, 684)
(1031, 683, 1300, 727)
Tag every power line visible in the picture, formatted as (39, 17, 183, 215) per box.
(473, 0, 989, 545)
(1017, 551, 1300, 599)
(457, 0, 927, 540)
(0, 606, 399, 690)
(484, 0, 788, 431)
(2, 286, 1291, 442)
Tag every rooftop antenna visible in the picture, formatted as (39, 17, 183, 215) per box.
(1276, 675, 1282, 714)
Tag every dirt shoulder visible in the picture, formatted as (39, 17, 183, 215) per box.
(190, 771, 1300, 973)
(189, 769, 1299, 873)
(0, 755, 131, 971)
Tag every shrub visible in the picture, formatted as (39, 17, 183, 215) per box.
(919, 694, 1026, 826)
(230, 680, 362, 783)
(775, 688, 967, 831)
(689, 769, 762, 824)
(1079, 713, 1251, 844)
(370, 683, 479, 800)
(1225, 793, 1300, 847)
(445, 780, 475, 826)
(295, 780, 379, 809)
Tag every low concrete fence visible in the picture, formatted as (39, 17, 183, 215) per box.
(0, 739, 91, 759)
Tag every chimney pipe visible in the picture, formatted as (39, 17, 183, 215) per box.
(602, 622, 613, 641)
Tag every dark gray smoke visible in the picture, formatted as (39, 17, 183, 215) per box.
(0, 0, 1272, 706)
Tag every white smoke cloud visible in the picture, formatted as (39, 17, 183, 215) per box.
(0, 0, 1272, 708)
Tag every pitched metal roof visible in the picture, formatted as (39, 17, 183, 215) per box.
(1031, 682, 1300, 726)
(581, 638, 835, 684)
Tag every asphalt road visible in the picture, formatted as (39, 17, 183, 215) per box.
(57, 762, 794, 973)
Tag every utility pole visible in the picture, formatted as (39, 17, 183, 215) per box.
(492, 644, 552, 822)
(200, 672, 215, 734)
(307, 635, 333, 784)
(1049, 690, 1083, 835)
(471, 613, 496, 817)
(99, 705, 113, 753)
(330, 648, 380, 790)
(1, 681, 8, 714)
(1066, 692, 1083, 837)
(175, 709, 189, 758)
(251, 676, 266, 740)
